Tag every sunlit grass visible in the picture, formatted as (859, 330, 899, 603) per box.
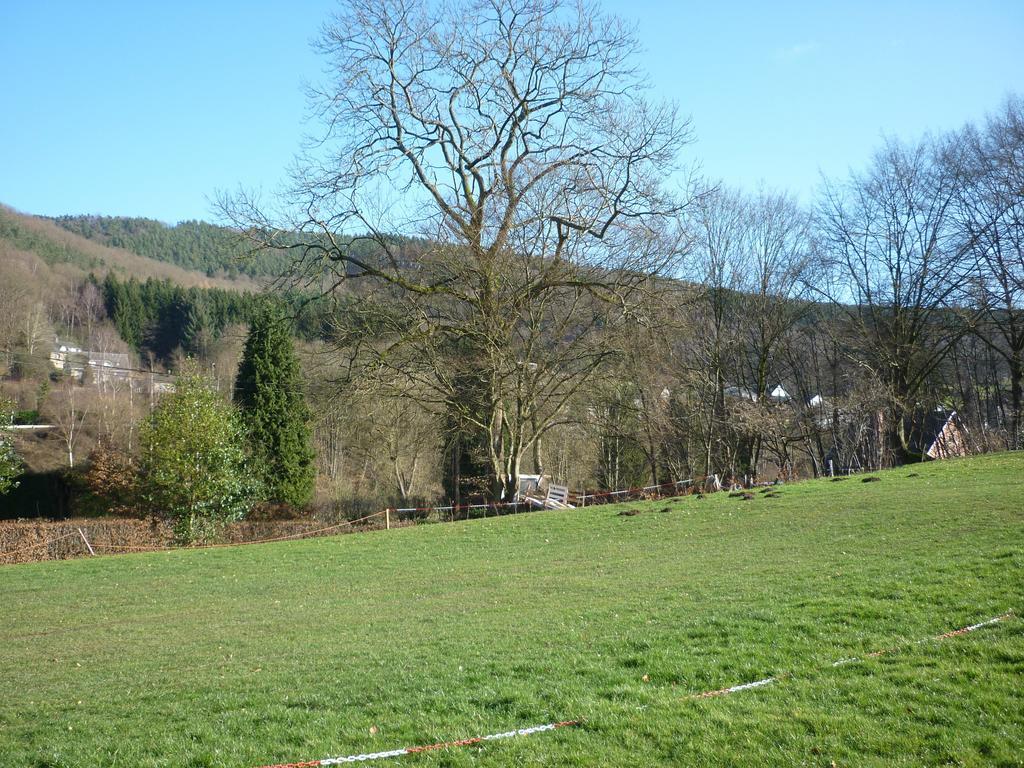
(1, 453, 1022, 767)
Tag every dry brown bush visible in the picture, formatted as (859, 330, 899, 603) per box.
(0, 516, 384, 565)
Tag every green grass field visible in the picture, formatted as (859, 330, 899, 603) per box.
(2, 453, 1023, 767)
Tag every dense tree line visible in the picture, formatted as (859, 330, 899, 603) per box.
(584, 97, 1024, 485)
(3, 0, 1021, 517)
(101, 274, 258, 360)
(52, 216, 291, 278)
(0, 207, 100, 270)
(7, 88, 1023, 514)
(51, 215, 430, 281)
(230, 0, 1021, 501)
(100, 274, 335, 362)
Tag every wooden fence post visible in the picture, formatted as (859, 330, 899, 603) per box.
(77, 527, 95, 556)
(385, 508, 391, 530)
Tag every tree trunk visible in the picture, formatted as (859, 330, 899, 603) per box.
(492, 452, 520, 504)
(531, 414, 544, 475)
(1009, 353, 1022, 450)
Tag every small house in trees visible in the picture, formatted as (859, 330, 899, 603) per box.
(806, 394, 832, 428)
(910, 409, 969, 460)
(724, 385, 758, 402)
(723, 384, 794, 403)
(88, 352, 130, 369)
(87, 352, 131, 385)
(50, 338, 86, 378)
(49, 338, 83, 367)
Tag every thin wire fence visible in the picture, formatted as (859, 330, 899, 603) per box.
(2, 467, 851, 565)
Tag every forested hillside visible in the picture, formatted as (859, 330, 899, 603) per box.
(0, 205, 259, 290)
(49, 214, 430, 281)
(0, 208, 263, 496)
(101, 274, 333, 360)
(0, 206, 415, 521)
(50, 215, 291, 278)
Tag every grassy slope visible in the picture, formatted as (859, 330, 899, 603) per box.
(1, 454, 1022, 767)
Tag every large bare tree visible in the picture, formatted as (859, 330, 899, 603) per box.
(224, 0, 693, 500)
(817, 137, 972, 461)
(949, 96, 1024, 447)
(733, 187, 813, 474)
(683, 186, 749, 477)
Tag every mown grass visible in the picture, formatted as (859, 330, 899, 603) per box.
(1, 453, 1022, 767)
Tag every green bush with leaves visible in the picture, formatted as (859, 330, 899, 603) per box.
(0, 398, 23, 495)
(139, 371, 258, 542)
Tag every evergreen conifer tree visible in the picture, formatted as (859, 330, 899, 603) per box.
(182, 300, 212, 357)
(234, 307, 315, 507)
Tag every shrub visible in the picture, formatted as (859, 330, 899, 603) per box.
(80, 445, 139, 516)
(0, 399, 23, 495)
(139, 370, 259, 543)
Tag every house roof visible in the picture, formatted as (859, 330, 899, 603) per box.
(88, 352, 130, 368)
(908, 408, 963, 456)
(724, 385, 757, 402)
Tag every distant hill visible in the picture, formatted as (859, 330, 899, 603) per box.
(49, 214, 291, 279)
(0, 204, 428, 356)
(0, 205, 260, 291)
(0, 204, 339, 367)
(47, 213, 435, 282)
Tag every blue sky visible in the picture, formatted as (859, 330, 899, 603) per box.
(1, 1, 1021, 224)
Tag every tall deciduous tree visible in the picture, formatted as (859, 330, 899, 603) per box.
(234, 308, 315, 507)
(223, 0, 694, 501)
(817, 137, 970, 461)
(52, 379, 92, 469)
(686, 186, 749, 476)
(949, 96, 1024, 447)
